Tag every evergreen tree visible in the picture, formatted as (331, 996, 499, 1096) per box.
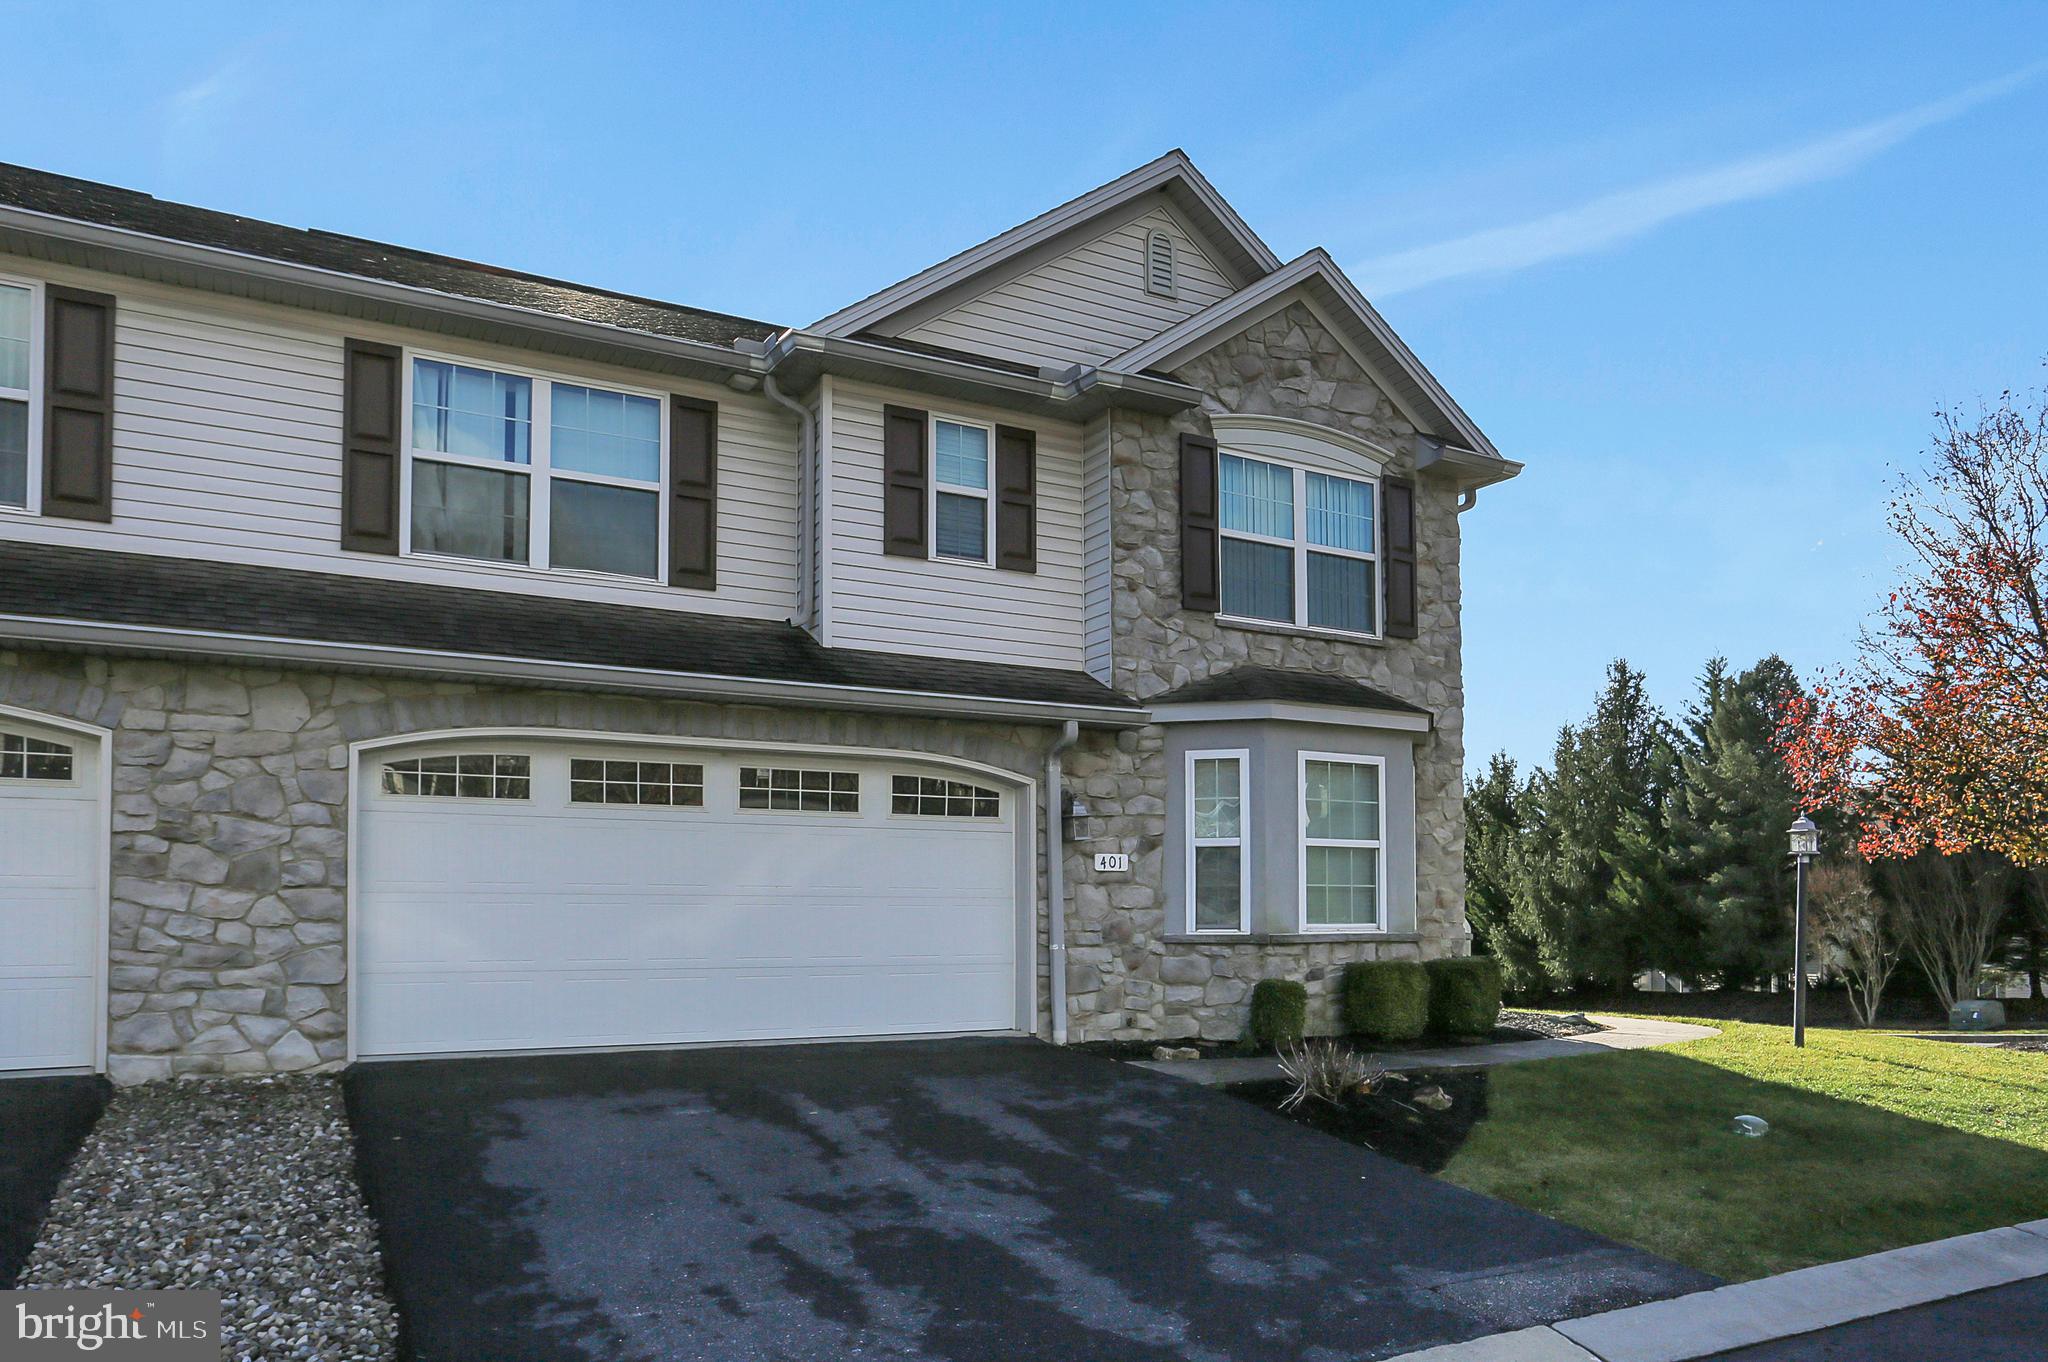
(1664, 656, 1804, 988)
(1464, 753, 1543, 992)
(1500, 660, 1678, 991)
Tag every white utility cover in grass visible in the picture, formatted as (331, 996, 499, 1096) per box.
(0, 723, 99, 1072)
(354, 743, 1021, 1057)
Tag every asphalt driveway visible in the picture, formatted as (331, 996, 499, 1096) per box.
(0, 1075, 107, 1288)
(344, 1038, 1711, 1362)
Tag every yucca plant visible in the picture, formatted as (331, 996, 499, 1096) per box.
(1277, 1040, 1384, 1111)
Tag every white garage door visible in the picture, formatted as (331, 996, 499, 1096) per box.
(355, 740, 1024, 1057)
(0, 720, 100, 1073)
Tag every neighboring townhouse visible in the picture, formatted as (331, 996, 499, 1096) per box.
(0, 152, 1519, 1082)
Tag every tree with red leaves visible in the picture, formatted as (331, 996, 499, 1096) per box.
(1780, 385, 2048, 866)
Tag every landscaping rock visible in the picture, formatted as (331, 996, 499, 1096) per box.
(17, 1075, 397, 1361)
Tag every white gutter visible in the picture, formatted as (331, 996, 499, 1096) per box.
(0, 204, 762, 377)
(1044, 720, 1081, 1045)
(0, 615, 1147, 729)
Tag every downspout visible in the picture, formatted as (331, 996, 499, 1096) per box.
(761, 373, 812, 624)
(1457, 486, 1479, 512)
(1044, 720, 1080, 1045)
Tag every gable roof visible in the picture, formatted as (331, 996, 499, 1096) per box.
(0, 161, 782, 349)
(810, 150, 1282, 339)
(1107, 249, 1508, 465)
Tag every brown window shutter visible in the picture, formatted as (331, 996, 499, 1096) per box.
(882, 404, 928, 557)
(41, 286, 115, 522)
(1383, 475, 1418, 638)
(339, 339, 403, 553)
(994, 424, 1036, 572)
(669, 395, 718, 590)
(1179, 431, 1220, 612)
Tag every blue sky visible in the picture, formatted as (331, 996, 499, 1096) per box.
(10, 1, 2047, 772)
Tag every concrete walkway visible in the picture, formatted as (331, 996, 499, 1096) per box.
(1389, 1220, 2048, 1361)
(1130, 1015, 1719, 1087)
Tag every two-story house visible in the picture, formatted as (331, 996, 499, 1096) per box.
(0, 152, 1518, 1082)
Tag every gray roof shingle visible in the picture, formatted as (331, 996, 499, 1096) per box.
(1149, 665, 1429, 716)
(0, 542, 1138, 713)
(0, 162, 783, 349)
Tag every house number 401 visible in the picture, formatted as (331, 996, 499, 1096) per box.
(1093, 853, 1131, 873)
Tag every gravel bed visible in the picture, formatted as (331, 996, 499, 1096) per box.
(1997, 1038, 2048, 1054)
(1499, 1009, 1606, 1039)
(18, 1075, 397, 1362)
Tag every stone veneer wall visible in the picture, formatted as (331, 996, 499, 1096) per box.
(1053, 300, 1471, 1043)
(0, 649, 1057, 1083)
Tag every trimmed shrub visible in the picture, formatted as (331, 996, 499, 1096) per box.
(1426, 956, 1502, 1038)
(1247, 979, 1308, 1050)
(1342, 960, 1429, 1042)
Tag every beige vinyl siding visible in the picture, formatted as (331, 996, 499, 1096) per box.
(897, 206, 1235, 369)
(827, 380, 1086, 669)
(1082, 413, 1113, 682)
(0, 258, 801, 621)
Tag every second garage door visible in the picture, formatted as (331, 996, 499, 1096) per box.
(354, 740, 1023, 1057)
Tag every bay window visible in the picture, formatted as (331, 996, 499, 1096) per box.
(1186, 749, 1250, 933)
(1299, 754, 1383, 930)
(406, 356, 665, 579)
(0, 278, 36, 511)
(931, 416, 993, 563)
(1219, 453, 1378, 636)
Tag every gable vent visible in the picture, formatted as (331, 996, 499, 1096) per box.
(1145, 230, 1176, 297)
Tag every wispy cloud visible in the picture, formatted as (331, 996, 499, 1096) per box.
(1354, 64, 2046, 298)
(160, 39, 275, 174)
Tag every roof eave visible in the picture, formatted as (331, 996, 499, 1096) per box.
(0, 204, 764, 384)
(0, 614, 1148, 729)
(764, 331, 1203, 418)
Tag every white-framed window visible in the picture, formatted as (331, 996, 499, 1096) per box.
(929, 415, 995, 565)
(568, 758, 705, 807)
(1219, 453, 1378, 637)
(739, 765, 860, 813)
(0, 274, 42, 514)
(890, 775, 1001, 819)
(402, 352, 668, 581)
(1186, 748, 1250, 934)
(1298, 753, 1384, 931)
(0, 731, 73, 782)
(380, 754, 532, 800)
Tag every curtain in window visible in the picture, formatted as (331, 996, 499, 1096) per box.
(1306, 472, 1372, 551)
(1219, 454, 1292, 536)
(412, 462, 529, 562)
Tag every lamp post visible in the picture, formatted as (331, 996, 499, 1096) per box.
(1788, 815, 1820, 1048)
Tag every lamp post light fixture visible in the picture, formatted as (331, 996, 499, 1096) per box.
(1788, 815, 1820, 1048)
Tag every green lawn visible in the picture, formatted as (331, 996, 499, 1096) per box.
(1438, 1019, 2048, 1281)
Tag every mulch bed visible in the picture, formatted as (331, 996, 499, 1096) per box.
(1223, 1070, 1492, 1173)
(1078, 1009, 1601, 1063)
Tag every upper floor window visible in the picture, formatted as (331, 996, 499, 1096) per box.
(1219, 453, 1377, 637)
(407, 356, 665, 580)
(0, 279, 35, 511)
(931, 417, 994, 564)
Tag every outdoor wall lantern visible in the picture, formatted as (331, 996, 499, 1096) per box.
(1788, 815, 1820, 1048)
